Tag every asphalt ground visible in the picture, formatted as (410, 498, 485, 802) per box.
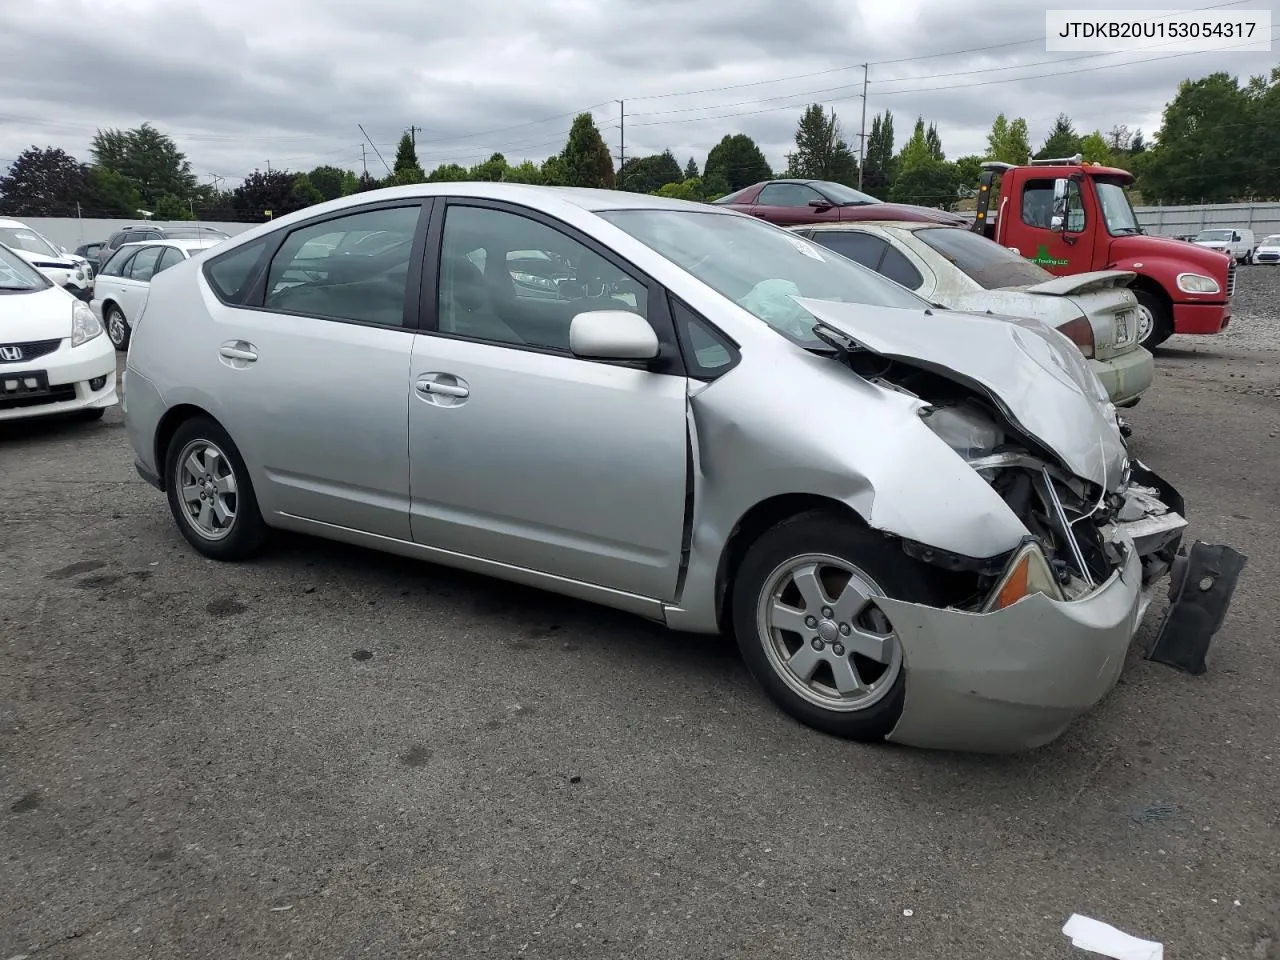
(2, 267, 1278, 959)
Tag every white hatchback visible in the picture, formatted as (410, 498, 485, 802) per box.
(0, 242, 117, 423)
(92, 238, 222, 350)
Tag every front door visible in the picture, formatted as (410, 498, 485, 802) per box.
(407, 201, 689, 601)
(199, 201, 427, 540)
(1003, 176, 1090, 277)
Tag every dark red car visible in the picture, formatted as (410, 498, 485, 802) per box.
(713, 179, 968, 227)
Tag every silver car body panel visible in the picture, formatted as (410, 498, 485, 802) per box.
(124, 184, 1199, 752)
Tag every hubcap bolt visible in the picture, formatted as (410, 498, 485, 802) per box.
(839, 623, 851, 636)
(832, 643, 845, 656)
(805, 616, 817, 628)
(821, 607, 833, 618)
(811, 637, 824, 651)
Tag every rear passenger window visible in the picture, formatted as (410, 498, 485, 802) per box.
(879, 246, 924, 289)
(205, 238, 270, 305)
(811, 231, 887, 270)
(263, 206, 421, 327)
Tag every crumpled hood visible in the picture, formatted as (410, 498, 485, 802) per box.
(1016, 269, 1135, 297)
(794, 297, 1129, 490)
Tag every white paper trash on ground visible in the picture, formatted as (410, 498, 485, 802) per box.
(1062, 914, 1163, 960)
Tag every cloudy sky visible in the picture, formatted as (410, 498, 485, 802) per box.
(1, 0, 1275, 190)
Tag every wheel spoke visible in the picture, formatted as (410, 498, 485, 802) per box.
(785, 643, 823, 683)
(214, 473, 237, 495)
(212, 498, 233, 526)
(197, 499, 214, 531)
(831, 577, 871, 624)
(204, 449, 223, 476)
(829, 654, 866, 695)
(183, 452, 203, 480)
(847, 627, 895, 665)
(181, 483, 202, 505)
(790, 564, 831, 612)
(769, 599, 810, 636)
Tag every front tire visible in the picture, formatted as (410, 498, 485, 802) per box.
(731, 511, 946, 742)
(105, 305, 131, 352)
(1134, 289, 1173, 350)
(164, 416, 267, 561)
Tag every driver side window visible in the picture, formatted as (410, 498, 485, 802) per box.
(436, 205, 649, 352)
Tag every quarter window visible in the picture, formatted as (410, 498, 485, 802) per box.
(879, 246, 924, 289)
(154, 247, 185, 274)
(205, 238, 270, 305)
(810, 231, 887, 269)
(671, 299, 737, 378)
(263, 206, 421, 326)
(436, 204, 649, 352)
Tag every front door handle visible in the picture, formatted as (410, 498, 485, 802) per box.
(417, 380, 468, 398)
(219, 342, 258, 361)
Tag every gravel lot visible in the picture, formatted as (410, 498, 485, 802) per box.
(2, 268, 1278, 960)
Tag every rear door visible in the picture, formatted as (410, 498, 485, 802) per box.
(406, 198, 690, 601)
(116, 245, 164, 322)
(196, 200, 430, 539)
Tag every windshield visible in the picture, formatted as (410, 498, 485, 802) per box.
(814, 182, 881, 205)
(598, 209, 927, 348)
(1094, 180, 1141, 235)
(0, 227, 60, 257)
(1262, 235, 1280, 246)
(913, 226, 1052, 289)
(1194, 229, 1233, 242)
(0, 244, 52, 290)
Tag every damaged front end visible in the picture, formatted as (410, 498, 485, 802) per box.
(804, 306, 1245, 680)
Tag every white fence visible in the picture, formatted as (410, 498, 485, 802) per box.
(10, 217, 256, 251)
(13, 201, 1280, 253)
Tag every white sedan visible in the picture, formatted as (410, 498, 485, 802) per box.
(0, 242, 117, 423)
(92, 238, 222, 350)
(0, 218, 95, 299)
(792, 221, 1155, 408)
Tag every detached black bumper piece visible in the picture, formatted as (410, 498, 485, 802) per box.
(1146, 540, 1247, 675)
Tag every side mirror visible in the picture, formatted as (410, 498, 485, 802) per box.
(569, 310, 659, 360)
(808, 199, 833, 212)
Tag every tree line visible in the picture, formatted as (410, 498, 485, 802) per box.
(1, 67, 1275, 224)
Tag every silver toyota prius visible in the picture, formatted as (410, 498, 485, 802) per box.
(121, 183, 1241, 753)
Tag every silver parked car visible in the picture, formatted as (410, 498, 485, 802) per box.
(122, 184, 1241, 753)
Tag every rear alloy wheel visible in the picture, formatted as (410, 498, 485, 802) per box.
(731, 511, 946, 742)
(1133, 289, 1173, 350)
(164, 417, 267, 561)
(105, 305, 131, 351)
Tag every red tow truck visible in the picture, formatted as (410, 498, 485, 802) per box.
(972, 155, 1234, 349)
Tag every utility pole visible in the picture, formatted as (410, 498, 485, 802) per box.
(857, 63, 869, 190)
(408, 125, 421, 146)
(266, 159, 272, 173)
(360, 144, 367, 175)
(358, 123, 393, 176)
(618, 100, 625, 173)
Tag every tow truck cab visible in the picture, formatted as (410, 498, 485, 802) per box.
(972, 155, 1234, 349)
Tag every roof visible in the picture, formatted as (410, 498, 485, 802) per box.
(799, 221, 962, 233)
(118, 237, 222, 251)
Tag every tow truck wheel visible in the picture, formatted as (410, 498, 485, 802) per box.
(1134, 290, 1172, 350)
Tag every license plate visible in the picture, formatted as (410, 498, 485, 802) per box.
(1114, 310, 1132, 344)
(0, 370, 50, 396)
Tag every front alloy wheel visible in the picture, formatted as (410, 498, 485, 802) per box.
(105, 305, 130, 351)
(732, 511, 947, 742)
(757, 554, 902, 713)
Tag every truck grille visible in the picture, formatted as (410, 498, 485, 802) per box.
(1227, 260, 1237, 298)
(0, 338, 61, 364)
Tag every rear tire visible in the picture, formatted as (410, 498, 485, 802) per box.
(105, 304, 131, 352)
(1134, 289, 1173, 350)
(164, 416, 267, 561)
(730, 510, 948, 742)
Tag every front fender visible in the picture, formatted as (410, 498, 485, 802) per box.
(664, 349, 1030, 633)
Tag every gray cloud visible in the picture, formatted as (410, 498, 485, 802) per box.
(1, 0, 1274, 189)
